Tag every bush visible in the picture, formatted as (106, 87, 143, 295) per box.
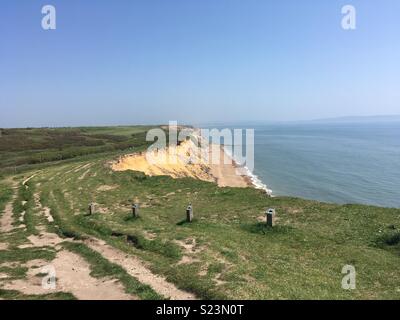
(377, 231, 400, 247)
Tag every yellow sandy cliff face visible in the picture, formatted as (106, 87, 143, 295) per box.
(111, 139, 249, 188)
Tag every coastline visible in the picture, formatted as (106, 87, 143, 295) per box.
(111, 133, 270, 193)
(222, 145, 272, 195)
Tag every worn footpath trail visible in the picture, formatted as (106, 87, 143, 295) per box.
(0, 173, 196, 300)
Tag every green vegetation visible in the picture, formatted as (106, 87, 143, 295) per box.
(28, 162, 400, 299)
(1, 126, 400, 300)
(0, 126, 157, 176)
(0, 289, 76, 300)
(12, 181, 39, 234)
(0, 247, 56, 264)
(0, 246, 57, 287)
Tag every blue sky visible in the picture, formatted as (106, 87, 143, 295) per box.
(1, 0, 399, 127)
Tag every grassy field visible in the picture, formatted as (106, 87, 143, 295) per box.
(1, 126, 400, 300)
(0, 126, 157, 176)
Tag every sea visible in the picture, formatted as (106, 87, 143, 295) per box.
(202, 120, 400, 208)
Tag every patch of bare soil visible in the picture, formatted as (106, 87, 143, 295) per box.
(213, 274, 227, 286)
(19, 211, 25, 223)
(0, 272, 8, 280)
(78, 169, 91, 181)
(287, 207, 303, 214)
(18, 232, 66, 249)
(0, 243, 9, 250)
(0, 194, 17, 233)
(197, 261, 227, 285)
(74, 163, 92, 173)
(22, 173, 38, 186)
(34, 193, 55, 224)
(0, 174, 39, 231)
(97, 185, 118, 192)
(4, 250, 136, 300)
(43, 207, 54, 223)
(0, 261, 20, 269)
(142, 230, 157, 240)
(85, 238, 197, 300)
(177, 256, 200, 265)
(257, 215, 266, 223)
(174, 238, 204, 265)
(175, 238, 199, 253)
(198, 262, 228, 287)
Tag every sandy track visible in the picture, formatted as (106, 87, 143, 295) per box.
(0, 183, 18, 233)
(2, 174, 197, 300)
(34, 193, 54, 223)
(1, 184, 136, 300)
(0, 199, 16, 233)
(4, 250, 137, 300)
(22, 173, 39, 186)
(0, 173, 40, 233)
(86, 238, 197, 300)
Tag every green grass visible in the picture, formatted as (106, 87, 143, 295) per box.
(1, 125, 400, 300)
(0, 126, 158, 176)
(25, 160, 400, 299)
(0, 247, 56, 263)
(0, 289, 76, 300)
(12, 180, 39, 234)
(0, 246, 57, 293)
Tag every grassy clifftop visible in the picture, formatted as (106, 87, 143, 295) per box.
(1, 126, 400, 299)
(0, 126, 157, 174)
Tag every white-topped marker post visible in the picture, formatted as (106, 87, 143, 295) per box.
(266, 208, 275, 227)
(186, 204, 193, 223)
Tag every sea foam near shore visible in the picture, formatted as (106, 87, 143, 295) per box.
(222, 146, 272, 195)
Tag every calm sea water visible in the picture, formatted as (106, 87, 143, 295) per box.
(210, 121, 400, 208)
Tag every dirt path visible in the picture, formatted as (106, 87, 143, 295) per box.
(34, 193, 54, 224)
(1, 181, 137, 300)
(2, 174, 197, 300)
(86, 238, 197, 300)
(0, 198, 16, 233)
(4, 250, 137, 300)
(0, 183, 18, 233)
(0, 173, 40, 233)
(22, 173, 39, 186)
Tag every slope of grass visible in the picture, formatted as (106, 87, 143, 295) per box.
(0, 289, 76, 300)
(2, 125, 400, 300)
(0, 126, 158, 176)
(28, 159, 400, 300)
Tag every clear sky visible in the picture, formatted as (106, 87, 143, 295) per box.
(1, 0, 399, 127)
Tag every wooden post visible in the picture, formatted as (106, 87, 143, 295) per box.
(186, 204, 193, 223)
(266, 208, 275, 227)
(88, 203, 95, 215)
(132, 203, 139, 218)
